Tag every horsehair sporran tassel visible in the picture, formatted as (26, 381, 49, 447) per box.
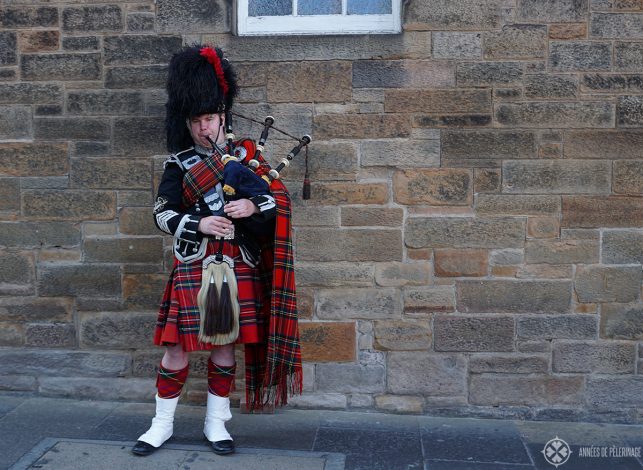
(197, 254, 240, 345)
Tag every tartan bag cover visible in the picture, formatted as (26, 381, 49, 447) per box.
(181, 139, 303, 409)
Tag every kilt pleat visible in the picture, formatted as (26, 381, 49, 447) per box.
(154, 239, 268, 351)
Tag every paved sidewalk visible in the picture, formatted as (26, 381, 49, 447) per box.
(1, 393, 641, 470)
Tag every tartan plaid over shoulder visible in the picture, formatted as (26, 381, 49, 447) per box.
(182, 139, 303, 410)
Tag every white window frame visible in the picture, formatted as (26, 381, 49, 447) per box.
(235, 0, 402, 36)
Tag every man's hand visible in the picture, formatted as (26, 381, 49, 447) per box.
(224, 199, 259, 219)
(198, 216, 233, 237)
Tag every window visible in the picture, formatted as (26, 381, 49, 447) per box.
(235, 0, 402, 36)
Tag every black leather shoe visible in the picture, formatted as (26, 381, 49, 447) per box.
(132, 440, 157, 456)
(210, 439, 235, 455)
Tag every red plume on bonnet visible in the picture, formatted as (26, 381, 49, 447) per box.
(200, 47, 229, 97)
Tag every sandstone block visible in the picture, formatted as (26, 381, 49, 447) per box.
(442, 130, 536, 167)
(405, 217, 525, 249)
(0, 221, 80, 248)
(106, 65, 168, 89)
(582, 73, 643, 93)
(299, 321, 356, 362)
(434, 315, 514, 352)
(413, 114, 492, 128)
(316, 362, 385, 393)
(432, 32, 481, 59)
(475, 195, 561, 216)
(403, 286, 455, 313)
(385, 89, 490, 114)
(587, 376, 643, 407)
(527, 216, 562, 239)
(269, 61, 351, 102)
(484, 25, 547, 59)
(18, 30, 59, 53)
(0, 322, 23, 346)
(157, 0, 229, 33)
(23, 190, 116, 220)
(404, 0, 502, 30)
(496, 102, 613, 128)
(387, 352, 466, 396)
(562, 196, 643, 227)
(80, 311, 156, 348)
(316, 287, 401, 320)
(375, 395, 424, 414)
(62, 5, 122, 32)
(0, 297, 72, 322)
(71, 158, 150, 189)
(0, 349, 131, 377)
(22, 53, 101, 81)
(0, 251, 34, 295)
(353, 59, 454, 88)
(25, 323, 76, 348)
(62, 36, 100, 51)
(123, 273, 167, 309)
(615, 42, 643, 71)
(375, 262, 430, 287)
(565, 130, 643, 159)
(34, 117, 110, 140)
(590, 12, 643, 38)
(469, 354, 549, 374)
(0, 32, 17, 65)
(549, 23, 588, 39)
(66, 90, 143, 115)
(84, 237, 162, 264)
(550, 41, 611, 71)
(313, 113, 410, 140)
(393, 169, 471, 206)
(516, 0, 588, 22)
(434, 248, 488, 277)
(470, 375, 584, 406)
(553, 341, 636, 373)
(0, 82, 63, 104)
(456, 62, 523, 86)
(104, 35, 182, 65)
(361, 139, 439, 168)
(457, 280, 572, 313)
(0, 178, 19, 212)
(296, 228, 402, 262)
(0, 105, 30, 139)
(0, 7, 58, 28)
(119, 207, 158, 236)
(127, 13, 155, 32)
(292, 206, 339, 227)
(601, 303, 643, 340)
(113, 117, 165, 155)
(516, 315, 599, 340)
(39, 377, 154, 401)
(288, 392, 347, 409)
(575, 265, 641, 302)
(525, 239, 599, 264)
(308, 182, 387, 205)
(38, 264, 121, 297)
(618, 95, 643, 126)
(602, 230, 643, 263)
(0, 375, 36, 391)
(288, 142, 358, 182)
(524, 74, 579, 99)
(341, 207, 403, 227)
(373, 319, 431, 351)
(473, 168, 502, 193)
(490, 248, 524, 265)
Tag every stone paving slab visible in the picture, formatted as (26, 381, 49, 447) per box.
(10, 439, 345, 470)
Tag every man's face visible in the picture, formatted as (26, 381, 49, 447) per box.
(189, 113, 224, 148)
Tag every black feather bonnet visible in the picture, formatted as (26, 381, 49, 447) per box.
(165, 45, 238, 152)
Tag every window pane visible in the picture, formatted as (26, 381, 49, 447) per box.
(249, 0, 292, 16)
(298, 0, 341, 15)
(347, 0, 392, 14)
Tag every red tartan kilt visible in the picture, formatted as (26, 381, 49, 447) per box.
(154, 239, 269, 351)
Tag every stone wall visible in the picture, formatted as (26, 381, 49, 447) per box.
(0, 0, 641, 423)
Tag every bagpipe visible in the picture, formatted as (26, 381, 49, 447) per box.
(197, 112, 311, 346)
